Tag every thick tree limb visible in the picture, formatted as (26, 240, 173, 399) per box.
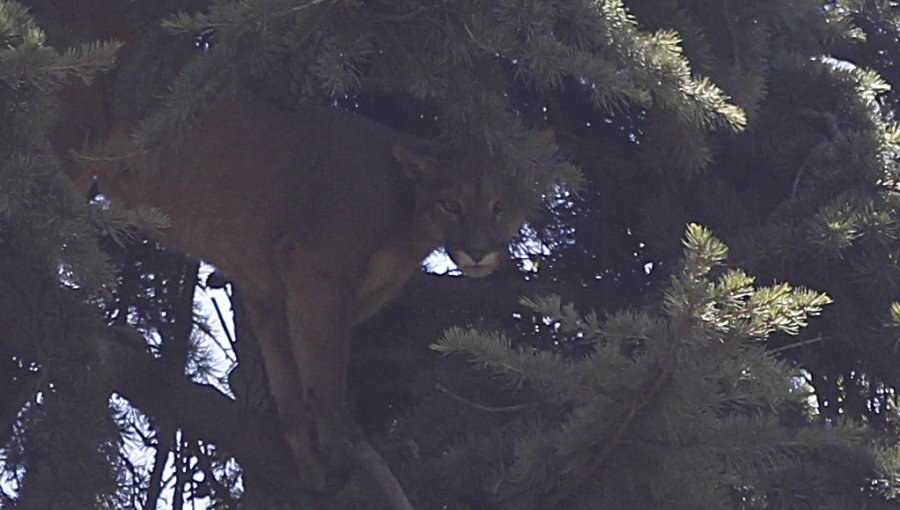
(91, 325, 309, 504)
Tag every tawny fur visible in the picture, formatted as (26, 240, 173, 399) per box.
(70, 89, 528, 489)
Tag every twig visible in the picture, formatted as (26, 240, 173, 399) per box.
(792, 139, 829, 198)
(209, 296, 236, 351)
(194, 314, 236, 364)
(72, 147, 150, 163)
(195, 442, 239, 509)
(172, 430, 185, 510)
(463, 22, 498, 53)
(146, 425, 170, 510)
(372, 5, 434, 23)
(181, 0, 337, 30)
(722, 0, 743, 69)
(769, 336, 823, 354)
(435, 384, 536, 413)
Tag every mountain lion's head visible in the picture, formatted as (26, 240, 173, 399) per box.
(393, 140, 548, 278)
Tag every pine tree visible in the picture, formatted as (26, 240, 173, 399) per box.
(0, 3, 131, 507)
(416, 224, 868, 509)
(2, 0, 900, 508)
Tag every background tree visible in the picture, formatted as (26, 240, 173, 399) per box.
(2, 0, 900, 508)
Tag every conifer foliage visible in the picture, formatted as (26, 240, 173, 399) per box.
(423, 225, 867, 509)
(2, 0, 900, 508)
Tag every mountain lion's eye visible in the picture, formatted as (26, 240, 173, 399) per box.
(440, 199, 463, 216)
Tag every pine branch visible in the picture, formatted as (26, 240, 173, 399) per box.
(163, 0, 338, 33)
(540, 315, 686, 509)
(0, 40, 121, 90)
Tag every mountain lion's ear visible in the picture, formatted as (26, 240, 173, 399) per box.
(393, 141, 441, 180)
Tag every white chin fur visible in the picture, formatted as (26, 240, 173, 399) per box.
(459, 264, 496, 278)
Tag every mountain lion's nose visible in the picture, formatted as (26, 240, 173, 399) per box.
(467, 249, 489, 263)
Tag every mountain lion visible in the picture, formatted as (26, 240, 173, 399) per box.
(68, 88, 549, 494)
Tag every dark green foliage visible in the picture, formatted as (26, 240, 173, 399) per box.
(0, 3, 124, 506)
(3, 0, 900, 508)
(0, 1, 122, 292)
(412, 225, 879, 508)
(151, 0, 746, 193)
(614, 1, 900, 434)
(0, 3, 228, 508)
